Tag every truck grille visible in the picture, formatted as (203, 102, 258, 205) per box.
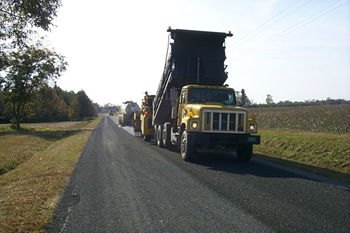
(202, 110, 245, 133)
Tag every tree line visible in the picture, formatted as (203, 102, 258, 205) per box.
(236, 91, 350, 108)
(1, 0, 72, 128)
(0, 86, 97, 124)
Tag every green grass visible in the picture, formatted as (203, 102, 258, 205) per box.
(254, 129, 350, 183)
(0, 117, 102, 232)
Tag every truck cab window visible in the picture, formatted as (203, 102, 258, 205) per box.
(188, 88, 236, 105)
(180, 90, 186, 104)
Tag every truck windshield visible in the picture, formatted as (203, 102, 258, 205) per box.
(187, 88, 236, 105)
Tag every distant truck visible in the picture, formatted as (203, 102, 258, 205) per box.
(118, 101, 140, 126)
(134, 92, 155, 141)
(150, 27, 260, 161)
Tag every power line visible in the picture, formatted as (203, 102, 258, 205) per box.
(227, 0, 349, 63)
(227, 0, 344, 62)
(227, 0, 308, 52)
(227, 0, 302, 48)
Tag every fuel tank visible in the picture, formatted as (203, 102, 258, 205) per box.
(120, 101, 140, 116)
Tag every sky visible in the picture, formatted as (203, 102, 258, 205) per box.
(47, 0, 350, 106)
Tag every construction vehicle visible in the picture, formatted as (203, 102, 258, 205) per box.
(118, 101, 140, 126)
(134, 92, 155, 141)
(152, 27, 260, 161)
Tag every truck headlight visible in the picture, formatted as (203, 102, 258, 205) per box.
(190, 120, 199, 130)
(249, 123, 256, 132)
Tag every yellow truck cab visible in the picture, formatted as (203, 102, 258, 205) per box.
(177, 85, 259, 161)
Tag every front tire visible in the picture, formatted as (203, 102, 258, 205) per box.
(180, 130, 195, 161)
(237, 145, 253, 162)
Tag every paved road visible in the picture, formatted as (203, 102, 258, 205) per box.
(48, 115, 350, 232)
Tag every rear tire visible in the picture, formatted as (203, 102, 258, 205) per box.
(237, 145, 253, 162)
(162, 123, 171, 148)
(180, 130, 195, 161)
(157, 125, 164, 148)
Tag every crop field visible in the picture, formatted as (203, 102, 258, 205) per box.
(248, 105, 350, 182)
(249, 105, 350, 133)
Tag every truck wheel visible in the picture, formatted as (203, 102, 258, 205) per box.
(180, 130, 195, 161)
(157, 125, 164, 148)
(162, 123, 171, 148)
(237, 145, 253, 162)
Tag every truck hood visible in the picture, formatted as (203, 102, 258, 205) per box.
(186, 104, 247, 116)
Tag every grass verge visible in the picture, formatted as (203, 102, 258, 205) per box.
(0, 121, 96, 175)
(254, 129, 350, 183)
(0, 117, 101, 232)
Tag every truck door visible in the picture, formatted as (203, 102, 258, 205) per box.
(177, 89, 187, 127)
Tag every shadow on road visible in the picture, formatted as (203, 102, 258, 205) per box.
(111, 116, 349, 187)
(190, 152, 350, 186)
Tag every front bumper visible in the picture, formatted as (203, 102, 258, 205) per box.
(187, 132, 260, 146)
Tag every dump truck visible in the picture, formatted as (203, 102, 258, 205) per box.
(134, 92, 155, 141)
(118, 101, 140, 126)
(152, 27, 260, 161)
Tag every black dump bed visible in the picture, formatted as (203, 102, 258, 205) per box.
(153, 28, 233, 124)
(168, 29, 231, 86)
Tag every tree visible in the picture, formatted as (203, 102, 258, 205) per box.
(1, 43, 67, 129)
(235, 89, 253, 107)
(77, 90, 96, 119)
(0, 90, 4, 118)
(266, 94, 274, 106)
(1, 0, 64, 84)
(27, 85, 68, 122)
(69, 99, 81, 121)
(93, 103, 100, 115)
(0, 0, 62, 47)
(0, 0, 66, 128)
(241, 89, 254, 107)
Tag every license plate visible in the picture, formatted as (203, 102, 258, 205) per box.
(247, 137, 256, 143)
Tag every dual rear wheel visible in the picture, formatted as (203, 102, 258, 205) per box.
(156, 125, 164, 148)
(155, 123, 172, 148)
(156, 124, 195, 161)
